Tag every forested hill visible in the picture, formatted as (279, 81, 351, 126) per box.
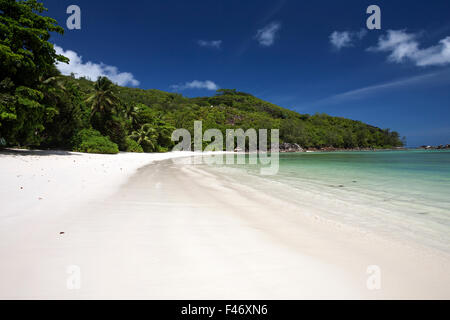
(0, 0, 403, 154)
(1, 74, 404, 154)
(77, 77, 404, 150)
(118, 85, 404, 149)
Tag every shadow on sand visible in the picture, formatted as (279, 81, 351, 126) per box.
(0, 148, 78, 157)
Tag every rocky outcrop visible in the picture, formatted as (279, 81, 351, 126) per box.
(419, 144, 450, 150)
(279, 143, 304, 152)
(303, 146, 407, 152)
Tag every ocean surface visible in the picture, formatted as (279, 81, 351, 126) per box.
(199, 150, 450, 252)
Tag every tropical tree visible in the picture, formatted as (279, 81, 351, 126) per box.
(41, 80, 85, 149)
(123, 103, 139, 129)
(154, 121, 175, 149)
(39, 74, 66, 92)
(0, 0, 68, 146)
(85, 77, 120, 118)
(129, 124, 158, 152)
(37, 66, 67, 105)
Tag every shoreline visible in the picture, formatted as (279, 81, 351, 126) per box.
(0, 150, 449, 299)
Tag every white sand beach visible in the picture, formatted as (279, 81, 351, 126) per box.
(0, 150, 449, 299)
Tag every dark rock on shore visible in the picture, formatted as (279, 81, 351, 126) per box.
(238, 144, 408, 153)
(419, 144, 450, 150)
(279, 143, 304, 152)
(303, 147, 406, 152)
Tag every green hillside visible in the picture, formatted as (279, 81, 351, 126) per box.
(116, 86, 404, 150)
(1, 73, 404, 153)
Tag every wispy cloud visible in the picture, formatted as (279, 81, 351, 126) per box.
(329, 29, 367, 50)
(255, 21, 281, 47)
(313, 70, 449, 107)
(197, 40, 222, 49)
(258, 0, 286, 25)
(54, 45, 139, 86)
(171, 80, 219, 91)
(369, 30, 450, 67)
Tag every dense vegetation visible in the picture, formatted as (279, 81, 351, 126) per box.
(0, 0, 404, 154)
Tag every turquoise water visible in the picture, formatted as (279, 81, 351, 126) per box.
(202, 150, 450, 252)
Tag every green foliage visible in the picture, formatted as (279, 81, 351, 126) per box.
(0, 0, 68, 85)
(84, 77, 129, 150)
(129, 124, 158, 152)
(157, 146, 169, 153)
(85, 77, 120, 118)
(0, 0, 68, 147)
(104, 117, 128, 151)
(40, 72, 85, 149)
(124, 137, 143, 153)
(72, 129, 119, 154)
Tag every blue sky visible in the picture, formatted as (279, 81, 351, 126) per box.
(44, 0, 450, 146)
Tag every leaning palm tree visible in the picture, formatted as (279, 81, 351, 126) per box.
(129, 124, 158, 152)
(85, 77, 120, 118)
(37, 72, 70, 110)
(38, 65, 66, 91)
(39, 74, 66, 90)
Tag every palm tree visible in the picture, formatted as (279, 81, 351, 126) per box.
(38, 65, 66, 91)
(85, 77, 120, 118)
(39, 75, 66, 90)
(124, 104, 139, 128)
(38, 72, 67, 106)
(129, 124, 158, 152)
(38, 77, 63, 104)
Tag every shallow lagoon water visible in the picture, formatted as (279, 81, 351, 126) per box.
(200, 150, 450, 252)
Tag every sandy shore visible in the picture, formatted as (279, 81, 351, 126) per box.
(0, 150, 449, 299)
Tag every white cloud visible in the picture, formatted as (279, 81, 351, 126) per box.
(197, 40, 222, 49)
(330, 31, 352, 50)
(255, 22, 281, 47)
(54, 45, 139, 86)
(329, 29, 367, 50)
(171, 80, 219, 91)
(369, 30, 450, 67)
